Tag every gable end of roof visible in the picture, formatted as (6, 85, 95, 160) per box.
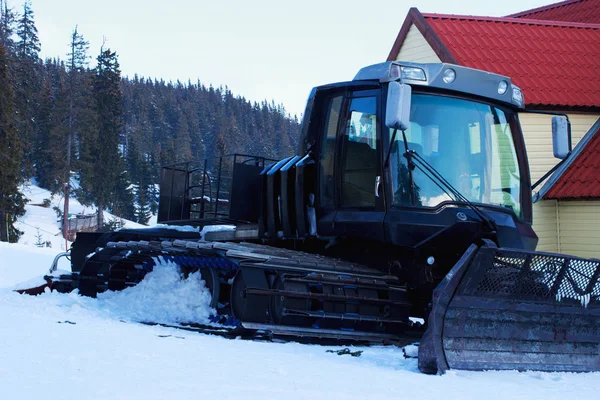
(387, 8, 458, 64)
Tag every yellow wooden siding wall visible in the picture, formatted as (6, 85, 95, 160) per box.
(532, 200, 558, 252)
(557, 201, 600, 258)
(533, 200, 600, 257)
(522, 113, 598, 254)
(394, 25, 441, 63)
(519, 112, 600, 184)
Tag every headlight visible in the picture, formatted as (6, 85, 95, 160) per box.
(390, 65, 427, 81)
(442, 68, 456, 84)
(498, 81, 508, 95)
(512, 86, 524, 107)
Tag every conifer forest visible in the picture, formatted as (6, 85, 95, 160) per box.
(0, 1, 301, 241)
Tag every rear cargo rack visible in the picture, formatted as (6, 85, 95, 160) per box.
(158, 154, 276, 224)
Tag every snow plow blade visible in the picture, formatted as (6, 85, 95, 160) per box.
(419, 243, 600, 374)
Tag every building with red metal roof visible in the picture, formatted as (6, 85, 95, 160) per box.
(387, 2, 600, 257)
(387, 8, 600, 110)
(508, 0, 600, 24)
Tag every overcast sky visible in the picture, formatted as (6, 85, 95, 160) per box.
(8, 0, 551, 117)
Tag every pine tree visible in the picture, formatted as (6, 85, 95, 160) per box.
(34, 60, 69, 192)
(13, 0, 42, 176)
(34, 227, 43, 247)
(0, 44, 26, 242)
(174, 110, 192, 162)
(112, 169, 135, 222)
(63, 26, 90, 238)
(16, 1, 39, 60)
(0, 0, 16, 55)
(79, 46, 123, 228)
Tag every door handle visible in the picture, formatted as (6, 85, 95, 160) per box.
(375, 175, 381, 197)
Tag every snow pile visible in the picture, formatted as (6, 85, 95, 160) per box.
(94, 257, 216, 324)
(2, 254, 216, 326)
(402, 343, 419, 359)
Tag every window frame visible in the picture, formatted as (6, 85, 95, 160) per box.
(383, 88, 531, 221)
(335, 88, 383, 210)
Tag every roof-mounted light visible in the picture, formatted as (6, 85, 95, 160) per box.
(498, 80, 508, 95)
(442, 68, 456, 84)
(512, 85, 524, 107)
(390, 64, 426, 81)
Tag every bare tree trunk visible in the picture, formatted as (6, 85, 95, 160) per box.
(63, 183, 69, 247)
(64, 85, 72, 246)
(0, 211, 6, 242)
(97, 199, 103, 229)
(64, 31, 75, 246)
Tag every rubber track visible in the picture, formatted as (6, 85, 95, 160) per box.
(102, 239, 400, 280)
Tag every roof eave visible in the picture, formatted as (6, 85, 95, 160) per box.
(535, 117, 600, 201)
(506, 0, 581, 18)
(526, 104, 600, 113)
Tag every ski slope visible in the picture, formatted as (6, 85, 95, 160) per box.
(1, 183, 599, 399)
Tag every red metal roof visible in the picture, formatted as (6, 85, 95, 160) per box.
(421, 14, 600, 108)
(543, 119, 600, 199)
(508, 0, 600, 24)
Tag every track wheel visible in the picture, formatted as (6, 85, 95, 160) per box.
(199, 267, 220, 309)
(230, 271, 247, 320)
(270, 275, 312, 327)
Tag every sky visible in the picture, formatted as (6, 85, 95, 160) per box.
(8, 0, 553, 117)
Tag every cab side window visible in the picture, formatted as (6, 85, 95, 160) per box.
(319, 96, 342, 209)
(341, 96, 378, 208)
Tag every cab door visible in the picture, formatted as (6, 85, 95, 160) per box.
(316, 88, 385, 241)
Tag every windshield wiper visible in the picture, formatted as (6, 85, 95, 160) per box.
(402, 143, 498, 233)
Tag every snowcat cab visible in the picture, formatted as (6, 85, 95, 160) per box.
(38, 61, 600, 374)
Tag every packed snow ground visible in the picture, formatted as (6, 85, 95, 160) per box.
(1, 183, 599, 399)
(2, 245, 600, 399)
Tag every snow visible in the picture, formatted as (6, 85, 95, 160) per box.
(0, 242, 69, 288)
(139, 223, 237, 240)
(152, 223, 201, 233)
(94, 257, 216, 324)
(200, 224, 236, 240)
(1, 244, 599, 399)
(1, 183, 599, 399)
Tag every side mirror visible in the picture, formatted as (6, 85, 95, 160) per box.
(386, 82, 411, 131)
(552, 116, 570, 159)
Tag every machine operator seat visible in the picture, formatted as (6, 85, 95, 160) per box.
(341, 137, 377, 208)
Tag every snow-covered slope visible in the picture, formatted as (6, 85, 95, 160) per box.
(17, 181, 146, 250)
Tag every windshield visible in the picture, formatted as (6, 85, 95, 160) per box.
(390, 93, 522, 216)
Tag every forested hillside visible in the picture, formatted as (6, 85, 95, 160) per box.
(0, 0, 300, 240)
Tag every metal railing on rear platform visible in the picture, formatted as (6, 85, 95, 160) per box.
(158, 154, 276, 224)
